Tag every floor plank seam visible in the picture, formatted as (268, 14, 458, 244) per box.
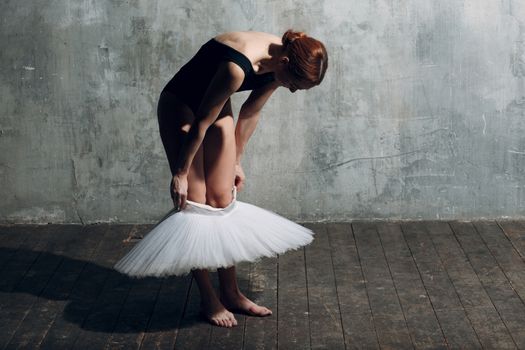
(137, 276, 164, 349)
(350, 223, 381, 349)
(5, 250, 66, 347)
(72, 226, 135, 348)
(379, 224, 424, 350)
(472, 221, 525, 309)
(303, 246, 313, 350)
(37, 225, 103, 348)
(39, 225, 113, 348)
(398, 223, 451, 349)
(172, 276, 193, 347)
(495, 220, 525, 262)
(136, 278, 164, 349)
(276, 253, 279, 350)
(422, 222, 484, 347)
(326, 225, 347, 350)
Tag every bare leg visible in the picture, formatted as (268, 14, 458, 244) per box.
(217, 266, 272, 316)
(157, 91, 236, 328)
(192, 269, 237, 327)
(203, 99, 272, 317)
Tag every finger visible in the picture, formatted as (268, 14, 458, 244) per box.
(181, 195, 187, 210)
(177, 193, 182, 211)
(173, 192, 180, 210)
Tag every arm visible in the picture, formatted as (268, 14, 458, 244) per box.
(175, 61, 245, 176)
(171, 61, 244, 210)
(235, 80, 278, 164)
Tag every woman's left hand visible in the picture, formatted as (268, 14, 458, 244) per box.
(234, 163, 245, 192)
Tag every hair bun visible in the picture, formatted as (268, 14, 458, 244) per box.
(282, 29, 307, 47)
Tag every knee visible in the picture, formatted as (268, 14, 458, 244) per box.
(187, 189, 206, 204)
(206, 191, 233, 208)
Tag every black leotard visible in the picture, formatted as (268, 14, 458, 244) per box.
(161, 38, 275, 114)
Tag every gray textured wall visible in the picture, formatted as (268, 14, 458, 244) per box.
(1, 0, 524, 223)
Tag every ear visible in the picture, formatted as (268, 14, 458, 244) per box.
(279, 56, 290, 64)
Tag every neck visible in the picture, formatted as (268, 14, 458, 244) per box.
(255, 43, 285, 74)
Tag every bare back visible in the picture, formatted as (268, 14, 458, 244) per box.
(213, 31, 282, 74)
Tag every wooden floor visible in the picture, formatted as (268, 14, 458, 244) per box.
(0, 220, 524, 349)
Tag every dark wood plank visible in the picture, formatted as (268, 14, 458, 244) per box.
(327, 222, 379, 349)
(426, 221, 517, 349)
(433, 308, 482, 349)
(63, 224, 138, 349)
(498, 220, 525, 259)
(449, 221, 525, 348)
(0, 225, 54, 311)
(497, 308, 525, 350)
(5, 224, 105, 349)
(105, 276, 163, 349)
(465, 306, 518, 350)
(243, 255, 278, 350)
(475, 221, 525, 303)
(172, 277, 212, 349)
(377, 222, 448, 349)
(38, 224, 117, 349)
(0, 224, 75, 347)
(138, 274, 192, 350)
(277, 237, 310, 349)
(0, 225, 34, 269)
(304, 223, 345, 349)
(401, 222, 463, 310)
(402, 221, 481, 348)
(474, 216, 525, 348)
(104, 227, 169, 349)
(352, 222, 413, 349)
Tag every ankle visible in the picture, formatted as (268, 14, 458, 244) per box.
(220, 287, 242, 298)
(200, 291, 220, 305)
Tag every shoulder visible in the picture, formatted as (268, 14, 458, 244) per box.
(213, 61, 246, 92)
(223, 61, 246, 79)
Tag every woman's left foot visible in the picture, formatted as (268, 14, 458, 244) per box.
(219, 290, 273, 317)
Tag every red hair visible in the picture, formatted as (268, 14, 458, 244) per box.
(281, 29, 328, 88)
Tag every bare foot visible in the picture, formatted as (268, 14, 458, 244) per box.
(200, 300, 238, 328)
(220, 290, 273, 317)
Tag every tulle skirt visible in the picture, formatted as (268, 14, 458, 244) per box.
(114, 186, 315, 278)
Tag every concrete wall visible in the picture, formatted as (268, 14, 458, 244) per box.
(1, 0, 524, 223)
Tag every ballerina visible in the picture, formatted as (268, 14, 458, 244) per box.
(114, 29, 328, 328)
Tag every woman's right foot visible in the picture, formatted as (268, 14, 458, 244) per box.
(199, 300, 238, 328)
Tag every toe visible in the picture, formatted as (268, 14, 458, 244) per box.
(254, 306, 267, 316)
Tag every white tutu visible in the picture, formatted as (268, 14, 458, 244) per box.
(114, 186, 315, 278)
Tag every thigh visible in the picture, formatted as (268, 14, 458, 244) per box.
(157, 90, 206, 203)
(203, 98, 237, 208)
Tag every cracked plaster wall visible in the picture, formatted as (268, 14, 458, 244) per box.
(1, 0, 524, 223)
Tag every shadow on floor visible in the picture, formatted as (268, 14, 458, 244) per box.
(1, 247, 257, 332)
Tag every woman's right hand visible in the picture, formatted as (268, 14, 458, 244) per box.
(171, 173, 188, 211)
